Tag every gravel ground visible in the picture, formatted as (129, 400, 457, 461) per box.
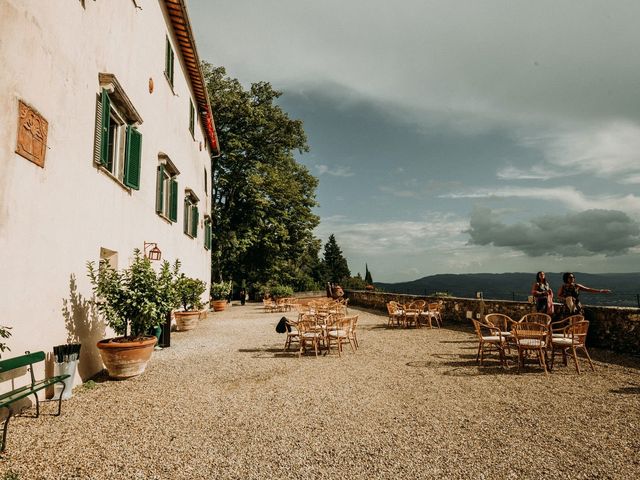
(1, 304, 639, 479)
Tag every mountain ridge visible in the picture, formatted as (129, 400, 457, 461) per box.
(374, 272, 640, 307)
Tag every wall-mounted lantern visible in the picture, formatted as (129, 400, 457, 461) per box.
(144, 242, 162, 261)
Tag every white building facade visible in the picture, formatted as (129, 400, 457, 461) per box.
(0, 0, 219, 381)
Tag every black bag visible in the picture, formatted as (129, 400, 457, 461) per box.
(275, 317, 288, 334)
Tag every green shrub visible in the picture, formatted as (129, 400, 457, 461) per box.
(210, 280, 232, 300)
(175, 275, 207, 311)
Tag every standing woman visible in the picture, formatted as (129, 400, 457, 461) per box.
(557, 272, 612, 315)
(531, 271, 554, 315)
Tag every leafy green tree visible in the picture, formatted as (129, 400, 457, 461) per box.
(203, 64, 320, 291)
(343, 273, 367, 290)
(365, 264, 373, 285)
(322, 234, 351, 284)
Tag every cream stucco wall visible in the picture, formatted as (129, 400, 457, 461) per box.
(0, 0, 213, 386)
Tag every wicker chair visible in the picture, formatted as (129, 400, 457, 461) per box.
(471, 319, 507, 367)
(423, 302, 443, 328)
(327, 316, 356, 357)
(550, 314, 584, 339)
(386, 301, 403, 327)
(283, 317, 300, 351)
(550, 320, 595, 374)
(348, 314, 359, 350)
(297, 317, 322, 357)
(512, 322, 549, 373)
(519, 312, 552, 325)
(402, 302, 421, 328)
(484, 313, 516, 352)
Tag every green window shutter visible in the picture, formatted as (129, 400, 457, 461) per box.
(204, 220, 211, 250)
(183, 199, 189, 235)
(124, 126, 142, 190)
(192, 206, 199, 238)
(99, 89, 110, 166)
(189, 101, 194, 136)
(169, 178, 178, 222)
(166, 37, 174, 85)
(156, 165, 165, 214)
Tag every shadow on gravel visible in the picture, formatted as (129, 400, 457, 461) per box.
(237, 347, 299, 359)
(610, 386, 640, 395)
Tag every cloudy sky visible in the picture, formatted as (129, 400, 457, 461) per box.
(189, 0, 640, 282)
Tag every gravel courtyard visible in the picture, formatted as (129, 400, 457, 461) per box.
(1, 304, 639, 479)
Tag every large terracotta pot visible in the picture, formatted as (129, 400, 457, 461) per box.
(96, 336, 157, 379)
(211, 300, 227, 312)
(175, 310, 201, 331)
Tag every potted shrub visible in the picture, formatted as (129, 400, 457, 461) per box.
(210, 280, 232, 311)
(87, 250, 176, 379)
(174, 275, 207, 330)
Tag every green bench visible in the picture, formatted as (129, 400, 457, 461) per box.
(0, 351, 70, 452)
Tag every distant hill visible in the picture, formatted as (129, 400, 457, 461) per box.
(374, 272, 640, 307)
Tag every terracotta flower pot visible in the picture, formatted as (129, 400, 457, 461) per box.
(211, 300, 227, 312)
(174, 310, 201, 331)
(96, 336, 157, 379)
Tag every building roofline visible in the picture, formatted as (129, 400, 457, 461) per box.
(164, 0, 220, 156)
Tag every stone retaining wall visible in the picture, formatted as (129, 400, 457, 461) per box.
(345, 290, 640, 355)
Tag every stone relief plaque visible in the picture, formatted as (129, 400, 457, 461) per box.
(16, 100, 48, 168)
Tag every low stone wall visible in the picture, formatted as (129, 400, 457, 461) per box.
(345, 290, 640, 355)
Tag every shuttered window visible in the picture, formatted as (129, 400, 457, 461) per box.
(189, 101, 195, 137)
(156, 161, 179, 222)
(183, 193, 199, 238)
(165, 36, 174, 87)
(204, 218, 212, 250)
(94, 87, 142, 190)
(124, 126, 142, 190)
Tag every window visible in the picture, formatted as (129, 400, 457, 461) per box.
(94, 74, 143, 189)
(165, 36, 174, 87)
(204, 167, 208, 195)
(204, 216, 212, 250)
(156, 155, 179, 222)
(184, 190, 199, 238)
(189, 101, 195, 137)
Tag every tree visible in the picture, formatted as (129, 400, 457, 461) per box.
(365, 264, 373, 285)
(203, 64, 321, 291)
(322, 234, 351, 284)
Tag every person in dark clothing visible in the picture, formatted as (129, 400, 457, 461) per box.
(557, 272, 611, 315)
(531, 271, 554, 315)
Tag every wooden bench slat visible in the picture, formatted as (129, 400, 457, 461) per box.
(0, 352, 46, 373)
(0, 375, 70, 407)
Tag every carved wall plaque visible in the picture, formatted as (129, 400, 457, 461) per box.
(16, 100, 48, 168)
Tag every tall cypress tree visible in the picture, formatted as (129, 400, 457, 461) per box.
(364, 264, 373, 284)
(322, 234, 350, 284)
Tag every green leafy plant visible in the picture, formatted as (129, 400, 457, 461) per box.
(176, 275, 207, 310)
(210, 280, 232, 301)
(266, 284, 294, 300)
(87, 250, 179, 340)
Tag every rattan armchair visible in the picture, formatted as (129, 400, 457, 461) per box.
(519, 312, 552, 326)
(550, 320, 595, 374)
(386, 301, 403, 327)
(511, 322, 549, 373)
(471, 318, 507, 367)
(297, 317, 322, 357)
(327, 315, 356, 356)
(283, 317, 300, 351)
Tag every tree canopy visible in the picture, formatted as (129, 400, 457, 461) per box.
(203, 64, 321, 292)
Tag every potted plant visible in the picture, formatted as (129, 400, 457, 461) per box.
(174, 275, 207, 330)
(210, 280, 232, 311)
(87, 250, 176, 379)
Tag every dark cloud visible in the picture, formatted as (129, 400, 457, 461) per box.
(467, 207, 640, 257)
